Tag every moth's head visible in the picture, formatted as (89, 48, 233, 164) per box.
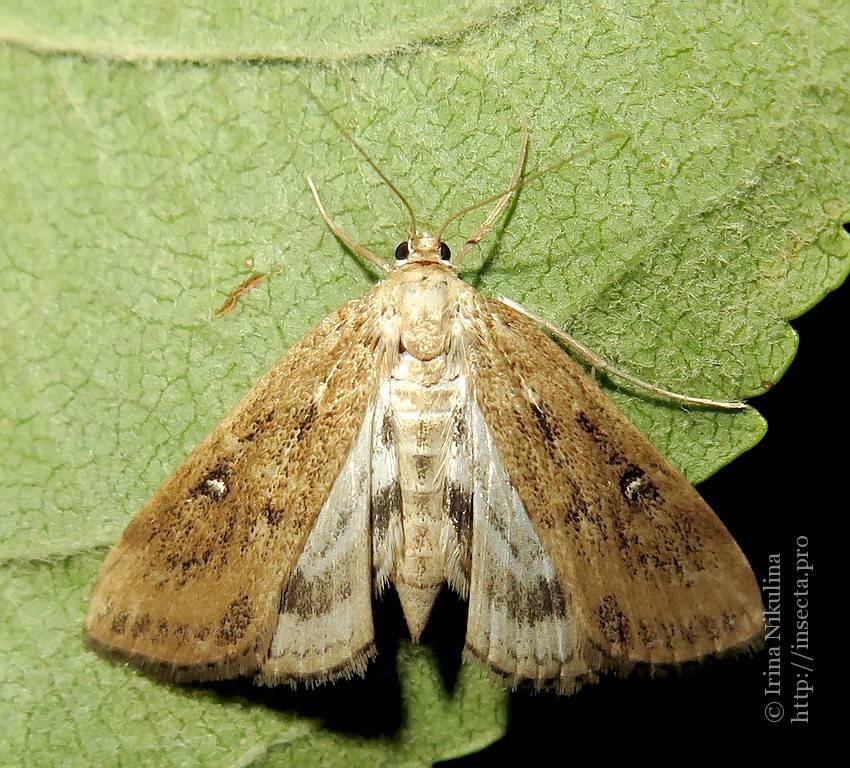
(394, 232, 452, 267)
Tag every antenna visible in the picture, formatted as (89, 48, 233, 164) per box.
(298, 82, 420, 237)
(436, 129, 631, 243)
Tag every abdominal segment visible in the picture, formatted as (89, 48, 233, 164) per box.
(373, 350, 471, 641)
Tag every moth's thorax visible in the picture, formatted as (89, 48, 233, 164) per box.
(389, 261, 462, 362)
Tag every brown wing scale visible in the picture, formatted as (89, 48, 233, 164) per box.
(463, 293, 763, 675)
(85, 292, 383, 681)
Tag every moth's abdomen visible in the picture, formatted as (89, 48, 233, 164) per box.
(388, 352, 463, 641)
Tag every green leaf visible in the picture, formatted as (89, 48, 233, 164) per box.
(0, 553, 505, 767)
(0, 0, 527, 62)
(1, 0, 848, 765)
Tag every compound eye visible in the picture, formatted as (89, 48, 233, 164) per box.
(439, 242, 452, 261)
(394, 241, 411, 261)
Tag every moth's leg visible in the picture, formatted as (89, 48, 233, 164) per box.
(454, 126, 529, 267)
(307, 176, 392, 274)
(498, 296, 747, 411)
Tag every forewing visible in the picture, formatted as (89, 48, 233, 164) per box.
(464, 397, 586, 690)
(462, 294, 763, 671)
(85, 291, 383, 681)
(259, 401, 376, 686)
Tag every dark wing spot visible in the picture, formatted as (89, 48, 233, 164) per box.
(562, 491, 610, 548)
(530, 400, 568, 468)
(597, 594, 632, 647)
(576, 410, 601, 437)
(575, 410, 626, 465)
(493, 574, 568, 625)
(637, 620, 658, 648)
(280, 571, 319, 617)
(216, 595, 253, 646)
(240, 407, 276, 442)
(190, 464, 232, 501)
(564, 504, 582, 527)
(280, 571, 350, 619)
(372, 480, 401, 534)
(174, 548, 215, 584)
(130, 614, 151, 639)
(451, 407, 468, 441)
(619, 464, 660, 505)
(110, 612, 129, 635)
(380, 409, 395, 448)
(682, 620, 698, 644)
(701, 616, 721, 642)
(261, 504, 284, 527)
(445, 481, 472, 573)
(531, 402, 555, 443)
(446, 481, 471, 540)
(526, 576, 568, 621)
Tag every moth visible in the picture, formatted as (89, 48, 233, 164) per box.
(85, 111, 763, 694)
